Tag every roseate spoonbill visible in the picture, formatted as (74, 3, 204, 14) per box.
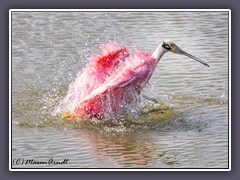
(59, 40, 209, 120)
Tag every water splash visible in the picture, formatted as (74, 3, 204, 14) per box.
(54, 41, 158, 120)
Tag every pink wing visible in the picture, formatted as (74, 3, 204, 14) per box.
(74, 41, 130, 96)
(88, 41, 129, 74)
(60, 44, 157, 119)
(79, 50, 156, 105)
(58, 41, 130, 115)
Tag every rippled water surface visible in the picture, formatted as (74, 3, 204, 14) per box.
(11, 11, 229, 169)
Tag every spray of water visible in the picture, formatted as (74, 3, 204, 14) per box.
(54, 41, 146, 120)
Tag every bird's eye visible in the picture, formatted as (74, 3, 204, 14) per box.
(164, 44, 171, 50)
(162, 42, 171, 50)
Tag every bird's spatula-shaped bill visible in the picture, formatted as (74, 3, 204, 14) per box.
(175, 45, 210, 67)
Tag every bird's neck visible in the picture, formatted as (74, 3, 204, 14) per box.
(152, 44, 167, 62)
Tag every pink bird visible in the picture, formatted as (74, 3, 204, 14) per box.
(59, 40, 209, 120)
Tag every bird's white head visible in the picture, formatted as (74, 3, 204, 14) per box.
(162, 39, 178, 53)
(160, 39, 209, 67)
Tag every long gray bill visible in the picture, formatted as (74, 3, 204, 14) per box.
(178, 48, 210, 67)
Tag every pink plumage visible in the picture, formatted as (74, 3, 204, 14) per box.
(58, 41, 157, 120)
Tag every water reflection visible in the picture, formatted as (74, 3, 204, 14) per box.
(74, 128, 159, 168)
